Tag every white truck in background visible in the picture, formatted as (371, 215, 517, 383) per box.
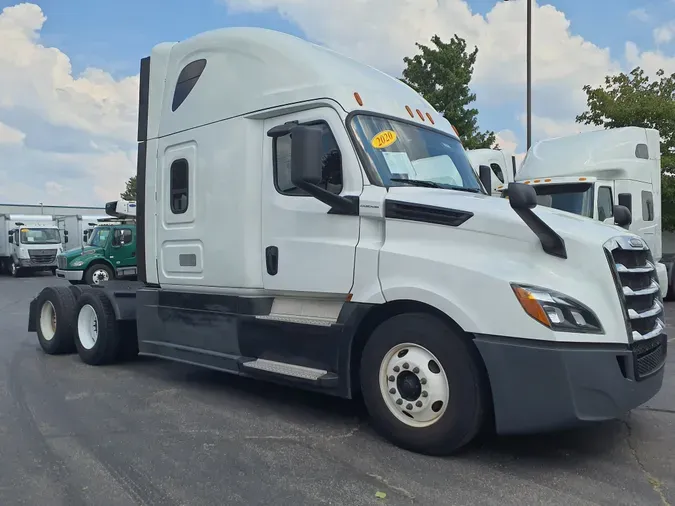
(58, 215, 110, 247)
(0, 214, 67, 276)
(503, 127, 670, 298)
(27, 27, 666, 456)
(467, 148, 517, 196)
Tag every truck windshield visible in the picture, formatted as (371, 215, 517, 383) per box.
(349, 114, 483, 192)
(19, 228, 61, 244)
(88, 227, 111, 247)
(530, 182, 594, 218)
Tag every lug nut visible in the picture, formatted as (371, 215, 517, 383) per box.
(396, 399, 403, 405)
(389, 388, 396, 394)
(420, 378, 427, 385)
(422, 391, 428, 397)
(388, 375, 395, 382)
(406, 403, 413, 410)
(416, 401, 423, 407)
(393, 366, 400, 372)
(413, 366, 419, 374)
(403, 363, 409, 369)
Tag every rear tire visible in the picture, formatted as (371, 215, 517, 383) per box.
(74, 291, 121, 365)
(35, 286, 78, 354)
(360, 312, 487, 456)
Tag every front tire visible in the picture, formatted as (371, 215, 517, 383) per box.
(35, 286, 78, 354)
(10, 261, 20, 277)
(84, 263, 113, 286)
(75, 290, 121, 365)
(360, 313, 488, 456)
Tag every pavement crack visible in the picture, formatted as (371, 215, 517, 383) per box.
(325, 425, 360, 441)
(624, 419, 671, 506)
(366, 473, 415, 502)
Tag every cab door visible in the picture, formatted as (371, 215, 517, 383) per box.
(261, 106, 362, 295)
(109, 227, 136, 269)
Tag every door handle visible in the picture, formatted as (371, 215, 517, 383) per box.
(131, 251, 136, 257)
(265, 246, 278, 275)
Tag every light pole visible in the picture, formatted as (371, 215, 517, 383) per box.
(505, 0, 532, 150)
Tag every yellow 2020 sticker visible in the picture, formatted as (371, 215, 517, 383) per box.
(371, 130, 397, 149)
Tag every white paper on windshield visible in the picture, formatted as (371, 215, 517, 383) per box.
(412, 155, 463, 186)
(27, 237, 34, 242)
(382, 151, 417, 177)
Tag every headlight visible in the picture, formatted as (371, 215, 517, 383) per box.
(511, 284, 603, 334)
(71, 261, 84, 267)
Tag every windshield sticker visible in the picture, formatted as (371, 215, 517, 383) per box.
(382, 152, 417, 177)
(371, 130, 397, 149)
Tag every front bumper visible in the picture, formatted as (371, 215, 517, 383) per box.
(475, 334, 667, 435)
(55, 269, 84, 281)
(19, 259, 57, 269)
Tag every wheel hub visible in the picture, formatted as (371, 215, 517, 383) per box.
(379, 343, 450, 427)
(396, 371, 422, 401)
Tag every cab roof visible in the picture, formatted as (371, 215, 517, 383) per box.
(146, 27, 457, 139)
(517, 127, 661, 184)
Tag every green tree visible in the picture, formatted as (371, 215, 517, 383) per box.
(576, 67, 675, 229)
(120, 175, 137, 201)
(401, 34, 496, 150)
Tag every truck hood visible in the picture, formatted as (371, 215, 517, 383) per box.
(61, 245, 102, 260)
(385, 187, 634, 249)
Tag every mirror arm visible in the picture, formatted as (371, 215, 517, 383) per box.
(513, 208, 567, 259)
(296, 181, 359, 216)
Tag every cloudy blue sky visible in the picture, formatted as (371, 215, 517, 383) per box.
(0, 0, 673, 205)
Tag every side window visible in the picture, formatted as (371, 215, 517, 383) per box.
(170, 159, 189, 214)
(113, 228, 133, 245)
(642, 190, 654, 221)
(13, 230, 18, 244)
(490, 163, 505, 184)
(597, 186, 613, 221)
(273, 122, 343, 196)
(172, 59, 207, 112)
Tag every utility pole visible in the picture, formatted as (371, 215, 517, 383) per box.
(504, 0, 532, 149)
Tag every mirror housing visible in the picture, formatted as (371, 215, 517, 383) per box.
(613, 205, 632, 229)
(64, 236, 69, 244)
(8, 235, 13, 244)
(291, 125, 324, 187)
(478, 165, 492, 195)
(507, 182, 537, 210)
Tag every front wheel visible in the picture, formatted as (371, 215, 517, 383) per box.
(10, 261, 20, 277)
(360, 313, 488, 456)
(84, 264, 113, 286)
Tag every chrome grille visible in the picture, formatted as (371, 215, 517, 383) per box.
(604, 236, 667, 379)
(57, 255, 67, 269)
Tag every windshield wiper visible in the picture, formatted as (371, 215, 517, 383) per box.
(390, 178, 443, 189)
(390, 178, 481, 193)
(445, 185, 481, 194)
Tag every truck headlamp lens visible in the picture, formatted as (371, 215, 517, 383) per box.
(511, 284, 603, 334)
(71, 261, 84, 267)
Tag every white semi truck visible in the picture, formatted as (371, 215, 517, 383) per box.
(0, 214, 66, 276)
(503, 127, 670, 298)
(467, 148, 517, 196)
(27, 27, 667, 455)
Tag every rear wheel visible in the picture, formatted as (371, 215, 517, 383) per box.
(360, 312, 488, 455)
(75, 291, 121, 365)
(84, 264, 113, 286)
(35, 286, 78, 354)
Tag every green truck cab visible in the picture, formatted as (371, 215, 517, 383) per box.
(55, 221, 137, 285)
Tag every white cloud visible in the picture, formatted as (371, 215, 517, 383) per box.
(629, 8, 650, 23)
(494, 129, 518, 153)
(222, 0, 674, 154)
(0, 3, 137, 206)
(654, 20, 675, 45)
(0, 120, 25, 144)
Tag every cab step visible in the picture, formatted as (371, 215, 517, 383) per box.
(240, 358, 338, 387)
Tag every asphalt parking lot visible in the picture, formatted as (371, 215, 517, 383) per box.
(0, 275, 673, 506)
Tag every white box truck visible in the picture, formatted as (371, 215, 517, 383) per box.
(0, 214, 66, 276)
(26, 27, 667, 455)
(467, 148, 517, 196)
(58, 215, 110, 248)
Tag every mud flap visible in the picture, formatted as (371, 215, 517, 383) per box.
(27, 297, 37, 332)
